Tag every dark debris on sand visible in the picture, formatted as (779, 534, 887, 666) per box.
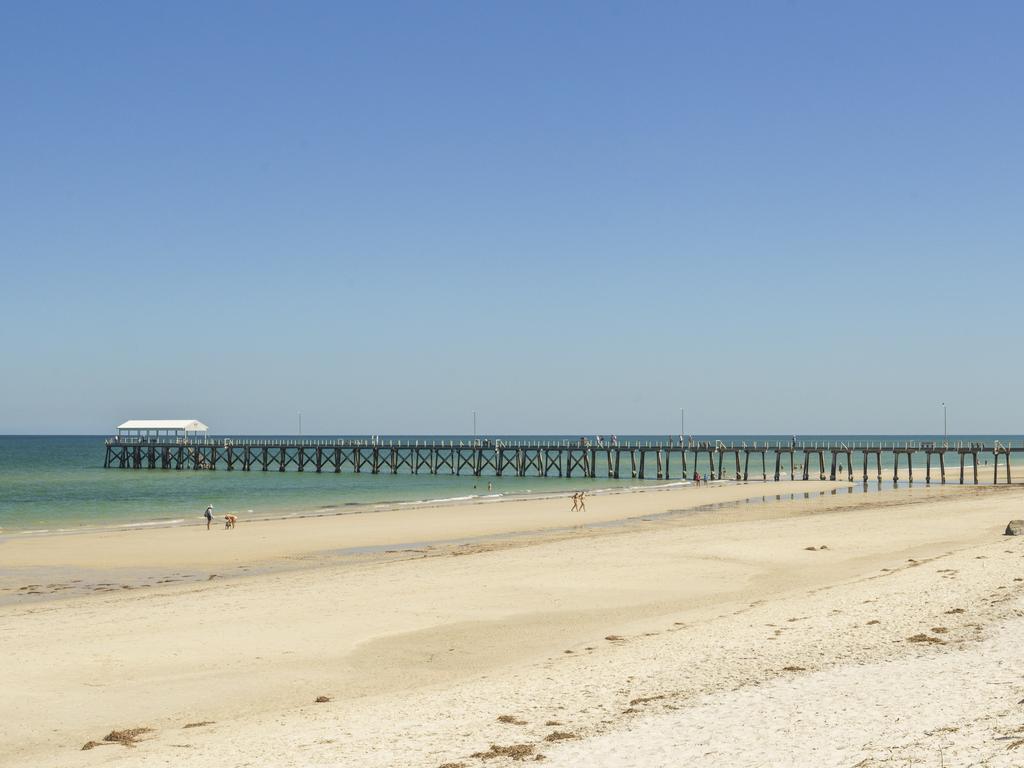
(82, 727, 154, 749)
(628, 694, 665, 706)
(543, 731, 577, 742)
(907, 633, 946, 645)
(105, 727, 154, 746)
(497, 715, 528, 725)
(471, 743, 536, 760)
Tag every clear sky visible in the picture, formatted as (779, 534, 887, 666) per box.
(2, 2, 1022, 435)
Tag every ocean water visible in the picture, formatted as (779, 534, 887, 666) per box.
(0, 434, 1019, 534)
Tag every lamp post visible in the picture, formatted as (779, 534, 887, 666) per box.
(298, 411, 302, 437)
(680, 408, 685, 444)
(941, 402, 946, 443)
(473, 410, 477, 440)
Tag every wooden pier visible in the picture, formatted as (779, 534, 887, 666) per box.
(103, 438, 1021, 484)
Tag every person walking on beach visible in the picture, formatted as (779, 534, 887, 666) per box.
(578, 491, 586, 514)
(204, 505, 213, 530)
(571, 492, 580, 513)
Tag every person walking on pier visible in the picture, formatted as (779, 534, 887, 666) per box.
(204, 504, 213, 530)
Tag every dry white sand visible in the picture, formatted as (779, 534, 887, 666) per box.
(2, 480, 1023, 767)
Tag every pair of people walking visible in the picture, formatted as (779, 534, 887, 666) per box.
(571, 491, 587, 513)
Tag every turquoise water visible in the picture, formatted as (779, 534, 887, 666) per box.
(0, 435, 1019, 534)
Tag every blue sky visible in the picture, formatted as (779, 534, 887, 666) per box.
(2, 2, 1022, 435)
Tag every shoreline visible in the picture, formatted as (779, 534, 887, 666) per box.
(0, 476, 701, 539)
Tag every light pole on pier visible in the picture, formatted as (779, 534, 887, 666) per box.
(680, 408, 685, 442)
(298, 411, 302, 437)
(473, 410, 477, 440)
(941, 402, 947, 443)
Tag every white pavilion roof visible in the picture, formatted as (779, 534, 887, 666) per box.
(117, 420, 209, 432)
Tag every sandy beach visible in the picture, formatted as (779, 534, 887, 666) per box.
(3, 479, 1024, 767)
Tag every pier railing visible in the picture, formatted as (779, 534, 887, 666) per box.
(103, 436, 1015, 451)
